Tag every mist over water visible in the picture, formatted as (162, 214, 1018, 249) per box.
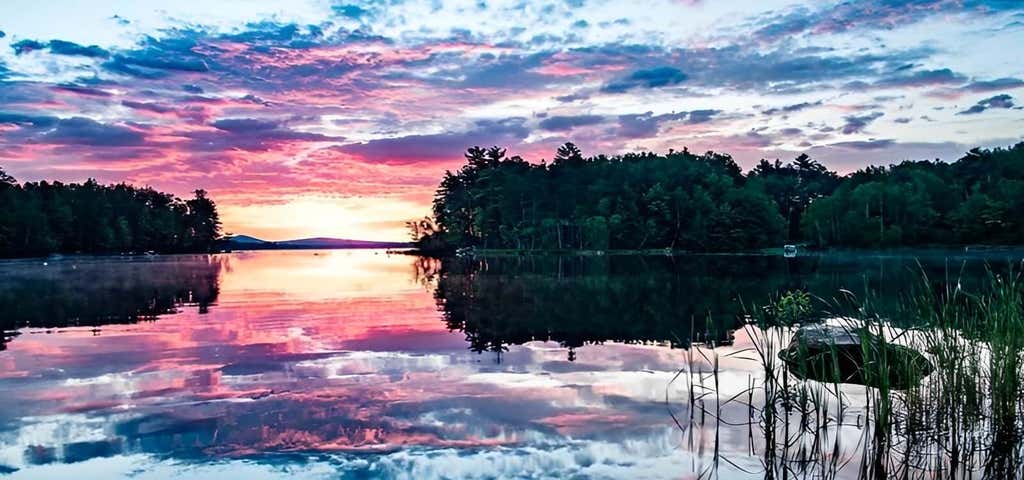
(0, 249, 1019, 479)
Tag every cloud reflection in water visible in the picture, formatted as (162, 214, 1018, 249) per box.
(0, 250, 728, 479)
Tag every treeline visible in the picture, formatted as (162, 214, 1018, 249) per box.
(415, 142, 1024, 252)
(416, 143, 786, 252)
(802, 145, 1024, 247)
(0, 168, 221, 257)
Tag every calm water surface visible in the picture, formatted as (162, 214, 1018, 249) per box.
(0, 249, 1018, 479)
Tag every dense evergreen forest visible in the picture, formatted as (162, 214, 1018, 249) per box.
(413, 142, 1024, 252)
(0, 168, 221, 257)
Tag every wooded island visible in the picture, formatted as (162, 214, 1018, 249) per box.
(412, 142, 1024, 253)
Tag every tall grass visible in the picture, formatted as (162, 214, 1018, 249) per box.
(669, 264, 1024, 479)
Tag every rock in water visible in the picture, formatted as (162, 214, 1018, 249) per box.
(778, 324, 933, 389)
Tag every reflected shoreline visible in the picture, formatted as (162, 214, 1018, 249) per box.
(424, 251, 1019, 361)
(0, 254, 223, 349)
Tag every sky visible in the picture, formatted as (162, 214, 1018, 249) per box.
(0, 0, 1022, 241)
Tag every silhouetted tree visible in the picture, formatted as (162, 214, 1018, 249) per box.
(749, 153, 839, 242)
(185, 189, 221, 252)
(552, 142, 584, 166)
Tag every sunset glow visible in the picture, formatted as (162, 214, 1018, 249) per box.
(1, 0, 1023, 239)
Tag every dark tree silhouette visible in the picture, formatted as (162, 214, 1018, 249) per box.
(749, 153, 840, 242)
(184, 189, 221, 252)
(552, 142, 584, 166)
(420, 142, 785, 252)
(418, 142, 1024, 253)
(0, 170, 221, 257)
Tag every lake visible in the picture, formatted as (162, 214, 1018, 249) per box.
(0, 249, 1021, 479)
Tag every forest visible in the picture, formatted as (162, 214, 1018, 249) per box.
(0, 168, 221, 257)
(413, 142, 1024, 252)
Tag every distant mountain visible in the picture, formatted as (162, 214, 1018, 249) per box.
(228, 234, 269, 244)
(223, 235, 410, 250)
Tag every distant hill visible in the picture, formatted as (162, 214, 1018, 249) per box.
(227, 235, 268, 244)
(223, 235, 410, 250)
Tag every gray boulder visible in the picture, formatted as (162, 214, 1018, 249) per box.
(778, 324, 933, 389)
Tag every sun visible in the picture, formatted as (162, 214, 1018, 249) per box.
(218, 194, 427, 242)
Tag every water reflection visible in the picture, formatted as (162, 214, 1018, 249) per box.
(428, 252, 1013, 361)
(0, 250, 1018, 479)
(0, 255, 221, 333)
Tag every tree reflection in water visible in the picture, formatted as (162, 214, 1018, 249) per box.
(0, 254, 223, 349)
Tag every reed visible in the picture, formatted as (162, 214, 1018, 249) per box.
(669, 263, 1024, 479)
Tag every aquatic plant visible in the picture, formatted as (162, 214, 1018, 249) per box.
(772, 290, 814, 326)
(669, 263, 1024, 479)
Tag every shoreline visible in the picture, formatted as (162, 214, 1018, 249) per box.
(0, 245, 415, 262)
(403, 245, 1024, 259)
